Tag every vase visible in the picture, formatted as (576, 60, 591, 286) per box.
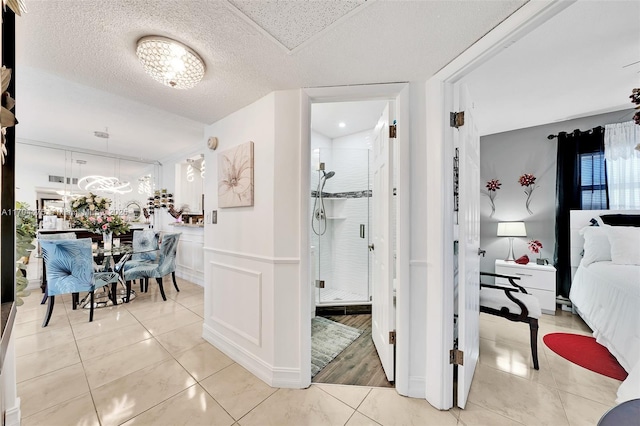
(102, 231, 113, 250)
(488, 191, 496, 217)
(524, 186, 535, 215)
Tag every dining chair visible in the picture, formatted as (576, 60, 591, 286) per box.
(40, 238, 119, 327)
(124, 232, 181, 302)
(123, 229, 159, 291)
(38, 232, 77, 304)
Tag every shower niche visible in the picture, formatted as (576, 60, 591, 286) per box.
(310, 144, 372, 306)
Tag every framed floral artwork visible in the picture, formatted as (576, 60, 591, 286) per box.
(217, 141, 254, 207)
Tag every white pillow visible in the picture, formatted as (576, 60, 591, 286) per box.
(606, 225, 640, 265)
(579, 226, 611, 266)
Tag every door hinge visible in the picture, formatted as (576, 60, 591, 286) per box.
(389, 330, 396, 345)
(449, 349, 464, 365)
(315, 280, 325, 289)
(450, 111, 465, 128)
(389, 124, 397, 138)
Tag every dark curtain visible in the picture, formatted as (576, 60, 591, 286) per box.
(554, 127, 605, 297)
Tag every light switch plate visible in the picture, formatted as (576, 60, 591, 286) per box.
(212, 210, 217, 224)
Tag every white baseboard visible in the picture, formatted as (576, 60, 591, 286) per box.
(5, 398, 21, 426)
(176, 268, 204, 286)
(202, 323, 302, 389)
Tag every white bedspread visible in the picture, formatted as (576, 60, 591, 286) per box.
(570, 261, 640, 403)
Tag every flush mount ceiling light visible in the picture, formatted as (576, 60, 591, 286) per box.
(136, 36, 205, 89)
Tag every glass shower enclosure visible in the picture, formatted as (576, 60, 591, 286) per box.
(311, 147, 371, 305)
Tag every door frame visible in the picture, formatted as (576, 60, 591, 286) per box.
(300, 83, 411, 393)
(423, 0, 575, 409)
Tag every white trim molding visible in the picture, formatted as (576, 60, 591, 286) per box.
(204, 246, 300, 264)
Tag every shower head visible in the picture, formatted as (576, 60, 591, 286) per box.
(323, 171, 336, 179)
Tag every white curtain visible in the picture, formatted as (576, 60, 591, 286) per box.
(604, 121, 640, 209)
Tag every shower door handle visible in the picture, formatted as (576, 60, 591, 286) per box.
(368, 244, 375, 252)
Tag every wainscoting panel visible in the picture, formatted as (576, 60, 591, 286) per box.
(209, 261, 262, 347)
(175, 230, 205, 285)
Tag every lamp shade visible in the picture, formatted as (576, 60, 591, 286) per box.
(497, 222, 527, 237)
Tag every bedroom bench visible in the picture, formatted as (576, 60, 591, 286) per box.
(479, 271, 541, 370)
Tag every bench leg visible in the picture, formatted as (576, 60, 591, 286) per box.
(529, 318, 539, 370)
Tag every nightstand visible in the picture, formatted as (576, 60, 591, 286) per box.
(495, 259, 557, 315)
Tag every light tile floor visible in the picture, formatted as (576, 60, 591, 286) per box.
(15, 278, 619, 425)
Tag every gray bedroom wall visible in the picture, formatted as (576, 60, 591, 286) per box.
(480, 108, 635, 275)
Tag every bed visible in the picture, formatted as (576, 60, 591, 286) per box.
(569, 210, 640, 403)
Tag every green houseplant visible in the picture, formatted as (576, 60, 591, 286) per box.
(15, 201, 36, 305)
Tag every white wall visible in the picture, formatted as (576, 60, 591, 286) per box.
(201, 83, 429, 399)
(202, 90, 306, 387)
(479, 109, 635, 275)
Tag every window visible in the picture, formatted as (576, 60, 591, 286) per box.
(579, 151, 608, 210)
(604, 122, 640, 210)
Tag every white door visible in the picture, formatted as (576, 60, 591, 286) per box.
(371, 102, 395, 381)
(455, 85, 481, 408)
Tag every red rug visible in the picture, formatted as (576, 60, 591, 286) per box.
(543, 333, 628, 381)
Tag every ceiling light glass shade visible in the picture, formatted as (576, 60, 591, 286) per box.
(136, 36, 205, 90)
(78, 175, 133, 195)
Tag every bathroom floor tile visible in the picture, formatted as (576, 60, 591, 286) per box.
(238, 386, 355, 426)
(358, 388, 458, 425)
(21, 393, 99, 426)
(122, 384, 234, 426)
(92, 359, 196, 425)
(200, 363, 277, 420)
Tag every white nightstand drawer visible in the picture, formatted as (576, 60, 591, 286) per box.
(495, 265, 555, 292)
(524, 288, 556, 315)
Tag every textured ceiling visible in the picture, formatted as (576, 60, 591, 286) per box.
(228, 0, 368, 51)
(14, 0, 527, 161)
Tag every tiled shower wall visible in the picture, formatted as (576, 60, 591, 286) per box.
(310, 129, 372, 303)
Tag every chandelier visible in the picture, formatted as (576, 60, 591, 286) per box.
(78, 175, 132, 194)
(136, 36, 205, 89)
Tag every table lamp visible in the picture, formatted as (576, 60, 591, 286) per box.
(497, 221, 527, 261)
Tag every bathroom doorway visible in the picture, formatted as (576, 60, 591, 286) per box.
(309, 99, 396, 387)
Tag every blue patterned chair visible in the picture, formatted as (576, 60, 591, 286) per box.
(122, 229, 159, 291)
(40, 238, 119, 327)
(123, 232, 181, 302)
(38, 232, 77, 304)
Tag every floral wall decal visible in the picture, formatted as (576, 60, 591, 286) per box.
(485, 178, 501, 217)
(217, 141, 254, 208)
(518, 173, 537, 215)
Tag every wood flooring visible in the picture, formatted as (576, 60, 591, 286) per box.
(312, 314, 394, 388)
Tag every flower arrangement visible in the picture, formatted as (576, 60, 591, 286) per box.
(485, 178, 501, 217)
(518, 173, 537, 215)
(72, 213, 130, 235)
(71, 193, 111, 212)
(528, 239, 543, 257)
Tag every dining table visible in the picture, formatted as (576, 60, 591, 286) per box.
(76, 244, 138, 309)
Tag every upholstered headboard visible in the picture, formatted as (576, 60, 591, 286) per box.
(569, 209, 640, 279)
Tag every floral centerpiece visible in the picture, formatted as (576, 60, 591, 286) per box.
(485, 178, 501, 217)
(71, 192, 111, 213)
(518, 173, 537, 215)
(72, 213, 130, 236)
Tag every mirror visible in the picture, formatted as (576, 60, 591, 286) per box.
(175, 154, 204, 213)
(126, 201, 142, 222)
